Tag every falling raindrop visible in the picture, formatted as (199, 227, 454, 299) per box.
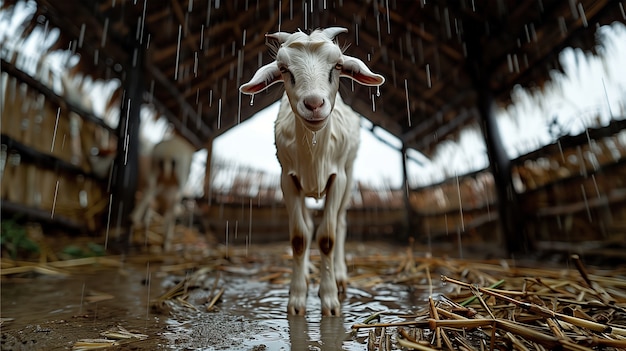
(78, 23, 86, 48)
(51, 107, 60, 152)
(278, 0, 282, 31)
(456, 173, 465, 232)
(104, 193, 113, 250)
(558, 16, 567, 38)
(371, 93, 376, 112)
(51, 180, 59, 219)
(385, 0, 391, 34)
(426, 64, 431, 88)
(217, 98, 222, 129)
(304, 1, 308, 29)
(376, 85, 380, 97)
(101, 17, 109, 47)
(376, 12, 381, 47)
(250, 94, 255, 106)
(174, 25, 182, 80)
(404, 79, 411, 127)
(558, 140, 565, 163)
(200, 25, 205, 50)
(139, 0, 147, 43)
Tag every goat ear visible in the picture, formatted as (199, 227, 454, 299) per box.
(340, 56, 385, 86)
(240, 61, 283, 95)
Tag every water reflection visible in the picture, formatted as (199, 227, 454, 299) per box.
(288, 315, 349, 350)
(206, 276, 421, 350)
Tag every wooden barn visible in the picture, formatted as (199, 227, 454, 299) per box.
(2, 1, 626, 350)
(2, 0, 625, 258)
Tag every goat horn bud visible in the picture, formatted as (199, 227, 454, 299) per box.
(322, 27, 348, 40)
(266, 32, 291, 44)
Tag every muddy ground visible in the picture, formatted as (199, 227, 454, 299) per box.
(2, 230, 623, 351)
(1, 237, 434, 351)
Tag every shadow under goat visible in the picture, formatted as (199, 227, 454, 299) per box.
(130, 133, 195, 251)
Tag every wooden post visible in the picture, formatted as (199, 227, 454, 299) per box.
(109, 35, 144, 244)
(464, 19, 529, 255)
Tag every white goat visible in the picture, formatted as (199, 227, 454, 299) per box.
(130, 133, 195, 251)
(240, 27, 384, 316)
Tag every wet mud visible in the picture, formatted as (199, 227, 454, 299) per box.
(1, 242, 438, 350)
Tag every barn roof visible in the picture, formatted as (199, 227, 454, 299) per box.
(22, 0, 626, 155)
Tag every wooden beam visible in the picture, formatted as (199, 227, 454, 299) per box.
(0, 59, 116, 134)
(109, 33, 143, 237)
(411, 107, 478, 151)
(146, 62, 212, 139)
(401, 91, 473, 144)
(1, 134, 103, 180)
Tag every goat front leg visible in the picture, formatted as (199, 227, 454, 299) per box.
(162, 207, 176, 252)
(334, 168, 354, 294)
(130, 181, 158, 227)
(317, 173, 344, 316)
(283, 174, 312, 315)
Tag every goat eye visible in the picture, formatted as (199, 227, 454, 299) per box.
(280, 67, 295, 84)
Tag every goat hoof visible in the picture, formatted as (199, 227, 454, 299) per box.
(321, 304, 341, 316)
(287, 305, 306, 316)
(288, 295, 307, 316)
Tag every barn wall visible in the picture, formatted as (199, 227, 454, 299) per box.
(1, 63, 113, 232)
(408, 123, 626, 253)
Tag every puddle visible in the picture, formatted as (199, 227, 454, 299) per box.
(161, 272, 440, 350)
(1, 265, 166, 350)
(1, 244, 448, 350)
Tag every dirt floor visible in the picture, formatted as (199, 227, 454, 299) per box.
(2, 227, 626, 351)
(0, 236, 427, 351)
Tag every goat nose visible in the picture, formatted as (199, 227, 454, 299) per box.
(303, 95, 324, 111)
